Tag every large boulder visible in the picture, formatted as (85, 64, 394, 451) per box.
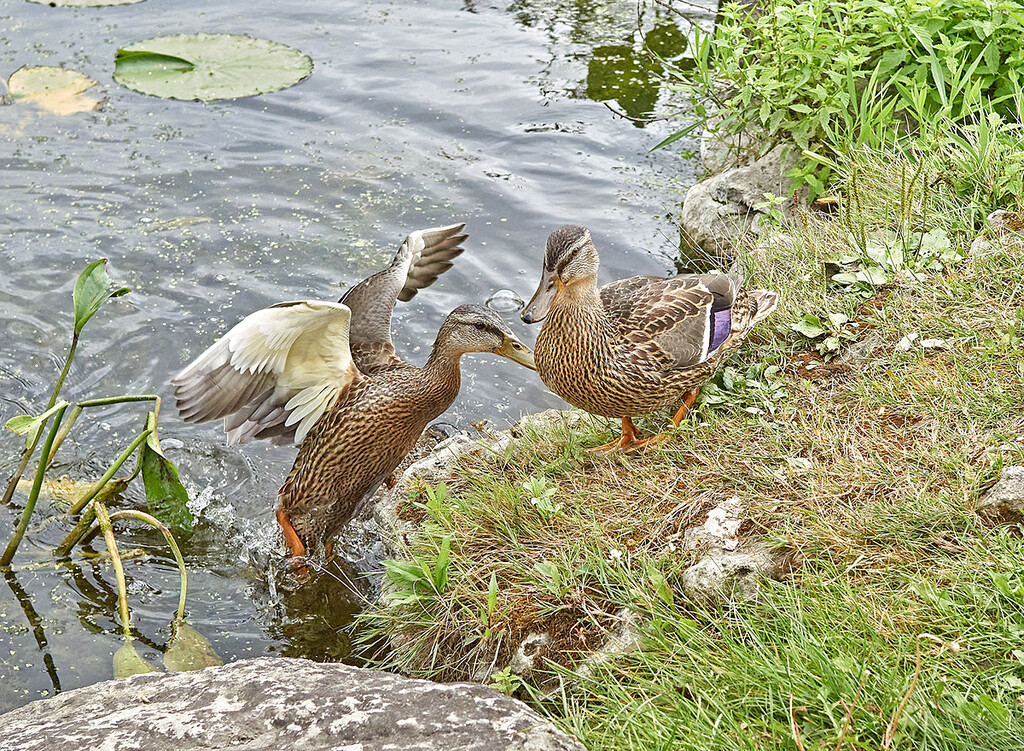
(0, 656, 585, 751)
(680, 143, 804, 256)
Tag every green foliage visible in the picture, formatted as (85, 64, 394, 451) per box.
(696, 363, 787, 416)
(139, 414, 194, 533)
(521, 476, 564, 522)
(72, 259, 130, 336)
(669, 0, 1024, 196)
(383, 535, 452, 607)
(5, 401, 69, 450)
(163, 619, 224, 672)
(113, 33, 313, 102)
(0, 262, 209, 678)
(488, 666, 525, 696)
(790, 312, 857, 358)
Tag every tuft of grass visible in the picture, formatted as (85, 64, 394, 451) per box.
(360, 144, 1024, 748)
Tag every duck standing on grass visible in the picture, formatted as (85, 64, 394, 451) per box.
(521, 224, 778, 453)
(172, 224, 536, 560)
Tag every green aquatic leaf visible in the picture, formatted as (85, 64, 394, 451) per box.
(6, 401, 70, 449)
(113, 640, 161, 678)
(164, 620, 223, 672)
(73, 259, 130, 336)
(140, 426, 193, 533)
(113, 33, 313, 102)
(114, 49, 196, 74)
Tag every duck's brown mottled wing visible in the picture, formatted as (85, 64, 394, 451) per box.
(600, 273, 739, 369)
(341, 223, 467, 375)
(172, 301, 359, 446)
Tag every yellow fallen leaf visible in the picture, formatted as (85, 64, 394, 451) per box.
(8, 66, 101, 115)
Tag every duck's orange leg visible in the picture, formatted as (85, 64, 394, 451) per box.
(671, 388, 700, 426)
(276, 506, 306, 560)
(587, 417, 665, 454)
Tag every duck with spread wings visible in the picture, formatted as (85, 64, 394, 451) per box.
(172, 224, 536, 558)
(521, 224, 777, 453)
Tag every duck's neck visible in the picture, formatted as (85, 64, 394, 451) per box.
(556, 275, 601, 309)
(546, 275, 609, 336)
(421, 343, 463, 412)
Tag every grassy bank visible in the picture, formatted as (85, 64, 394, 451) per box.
(359, 137, 1024, 749)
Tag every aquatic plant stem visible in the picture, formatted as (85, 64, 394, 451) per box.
(108, 510, 187, 621)
(46, 395, 160, 465)
(0, 404, 68, 567)
(1, 337, 78, 507)
(53, 505, 96, 559)
(94, 502, 132, 636)
(66, 429, 152, 517)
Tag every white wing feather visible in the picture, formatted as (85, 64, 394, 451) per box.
(172, 301, 357, 446)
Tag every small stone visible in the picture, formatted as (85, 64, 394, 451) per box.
(680, 550, 778, 605)
(977, 466, 1024, 522)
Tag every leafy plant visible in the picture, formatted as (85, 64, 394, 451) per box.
(383, 535, 452, 607)
(415, 482, 451, 522)
(488, 666, 525, 696)
(521, 476, 563, 522)
(664, 0, 1024, 197)
(0, 261, 216, 676)
(696, 363, 788, 416)
(790, 312, 859, 359)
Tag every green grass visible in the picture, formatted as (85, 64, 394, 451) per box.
(360, 143, 1024, 748)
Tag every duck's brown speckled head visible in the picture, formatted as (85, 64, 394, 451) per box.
(522, 224, 599, 324)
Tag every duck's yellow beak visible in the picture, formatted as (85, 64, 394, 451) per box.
(494, 334, 536, 371)
(521, 271, 559, 324)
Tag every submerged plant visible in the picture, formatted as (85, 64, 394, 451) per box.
(1, 260, 219, 676)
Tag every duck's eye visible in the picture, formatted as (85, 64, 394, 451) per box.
(474, 321, 487, 331)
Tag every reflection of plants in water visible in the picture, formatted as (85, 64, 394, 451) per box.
(1, 261, 220, 677)
(587, 21, 689, 125)
(506, 0, 696, 125)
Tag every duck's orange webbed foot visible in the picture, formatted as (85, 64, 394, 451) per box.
(587, 418, 665, 454)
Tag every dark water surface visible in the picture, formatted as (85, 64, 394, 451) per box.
(0, 0, 711, 711)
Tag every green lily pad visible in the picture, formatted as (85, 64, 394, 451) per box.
(26, 0, 146, 6)
(113, 33, 313, 102)
(7, 66, 101, 115)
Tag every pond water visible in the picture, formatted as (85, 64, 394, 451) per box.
(0, 0, 713, 712)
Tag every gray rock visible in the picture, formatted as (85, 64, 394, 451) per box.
(0, 656, 585, 751)
(699, 119, 756, 176)
(978, 465, 1024, 520)
(680, 144, 805, 255)
(680, 549, 779, 605)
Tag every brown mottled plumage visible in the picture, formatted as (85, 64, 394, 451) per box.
(172, 224, 536, 558)
(522, 224, 778, 452)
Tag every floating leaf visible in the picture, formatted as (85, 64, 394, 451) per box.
(113, 639, 161, 678)
(6, 401, 69, 449)
(27, 0, 145, 6)
(114, 33, 313, 102)
(164, 619, 222, 672)
(113, 49, 195, 74)
(140, 423, 193, 533)
(7, 66, 101, 115)
(73, 259, 130, 336)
